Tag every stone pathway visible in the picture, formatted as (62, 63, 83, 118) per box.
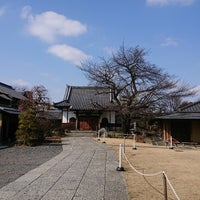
(0, 136, 129, 200)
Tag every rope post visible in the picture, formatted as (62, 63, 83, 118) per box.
(132, 133, 137, 150)
(116, 144, 124, 171)
(102, 132, 106, 143)
(163, 172, 168, 200)
(97, 130, 100, 141)
(169, 136, 173, 149)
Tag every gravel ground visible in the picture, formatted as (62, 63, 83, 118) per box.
(0, 144, 62, 189)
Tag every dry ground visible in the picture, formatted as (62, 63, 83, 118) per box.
(100, 137, 200, 200)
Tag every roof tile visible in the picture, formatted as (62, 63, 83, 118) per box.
(56, 85, 115, 111)
(0, 82, 25, 100)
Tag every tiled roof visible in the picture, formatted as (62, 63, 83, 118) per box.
(158, 112, 200, 120)
(56, 85, 115, 111)
(158, 101, 200, 120)
(54, 100, 71, 108)
(0, 82, 25, 100)
(179, 101, 200, 112)
(37, 110, 62, 120)
(0, 106, 20, 114)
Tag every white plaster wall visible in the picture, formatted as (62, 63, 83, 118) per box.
(101, 111, 115, 123)
(68, 111, 76, 120)
(110, 111, 115, 123)
(62, 110, 68, 123)
(62, 111, 76, 123)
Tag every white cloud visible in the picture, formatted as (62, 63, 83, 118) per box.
(161, 37, 178, 46)
(0, 6, 6, 17)
(21, 6, 90, 66)
(47, 44, 92, 66)
(21, 5, 32, 19)
(12, 79, 31, 88)
(146, 0, 195, 6)
(21, 6, 87, 43)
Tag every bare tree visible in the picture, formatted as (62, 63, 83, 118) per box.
(32, 85, 50, 112)
(80, 45, 195, 133)
(19, 85, 50, 112)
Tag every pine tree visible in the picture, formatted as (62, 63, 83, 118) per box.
(16, 109, 43, 145)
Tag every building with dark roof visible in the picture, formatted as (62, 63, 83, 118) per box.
(157, 101, 200, 143)
(0, 82, 25, 143)
(54, 85, 118, 131)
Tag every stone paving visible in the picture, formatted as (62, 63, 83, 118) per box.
(0, 135, 129, 200)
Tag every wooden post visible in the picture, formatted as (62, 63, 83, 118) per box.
(163, 172, 168, 200)
(169, 136, 173, 149)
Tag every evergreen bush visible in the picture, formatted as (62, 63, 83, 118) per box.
(16, 109, 43, 146)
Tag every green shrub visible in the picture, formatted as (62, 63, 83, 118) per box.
(16, 109, 43, 146)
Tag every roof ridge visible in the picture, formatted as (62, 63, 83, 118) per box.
(180, 101, 200, 111)
(0, 82, 13, 89)
(66, 85, 72, 101)
(71, 86, 105, 89)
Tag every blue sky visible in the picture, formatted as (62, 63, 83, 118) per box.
(0, 0, 200, 102)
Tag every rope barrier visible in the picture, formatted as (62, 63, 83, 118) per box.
(163, 172, 180, 200)
(122, 149, 180, 200)
(123, 153, 163, 177)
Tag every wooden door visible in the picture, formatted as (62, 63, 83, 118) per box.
(79, 117, 98, 131)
